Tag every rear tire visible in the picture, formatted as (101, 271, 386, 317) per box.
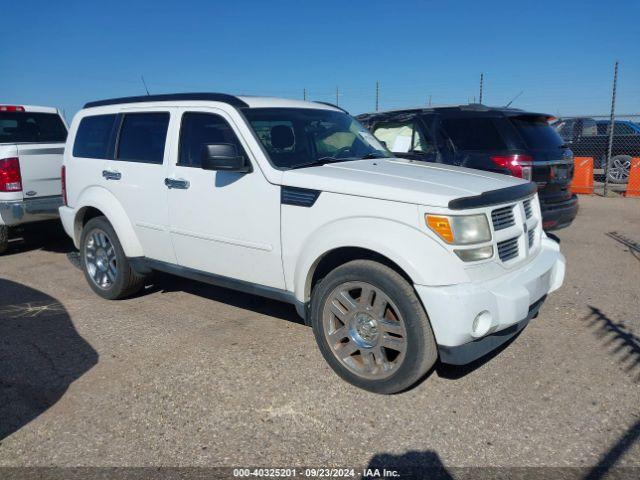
(0, 225, 8, 255)
(310, 259, 437, 394)
(80, 216, 145, 299)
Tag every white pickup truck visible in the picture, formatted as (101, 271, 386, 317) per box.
(0, 104, 67, 253)
(59, 94, 565, 393)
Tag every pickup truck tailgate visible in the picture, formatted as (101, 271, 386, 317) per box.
(16, 143, 64, 198)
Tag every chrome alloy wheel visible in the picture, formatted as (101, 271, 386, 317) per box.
(607, 155, 631, 183)
(84, 228, 117, 290)
(322, 281, 408, 380)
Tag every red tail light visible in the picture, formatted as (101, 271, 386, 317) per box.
(61, 165, 68, 206)
(491, 154, 533, 180)
(0, 105, 25, 112)
(0, 157, 22, 192)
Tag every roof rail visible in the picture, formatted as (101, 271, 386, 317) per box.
(84, 93, 249, 109)
(313, 101, 349, 114)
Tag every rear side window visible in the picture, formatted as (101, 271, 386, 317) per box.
(0, 112, 67, 144)
(117, 112, 170, 164)
(510, 116, 565, 149)
(179, 112, 247, 168)
(73, 114, 118, 159)
(440, 117, 507, 150)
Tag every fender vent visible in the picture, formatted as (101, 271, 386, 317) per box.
(281, 186, 321, 207)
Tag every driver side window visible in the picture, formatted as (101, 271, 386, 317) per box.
(373, 121, 430, 153)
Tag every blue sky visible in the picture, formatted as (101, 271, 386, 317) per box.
(2, 0, 639, 120)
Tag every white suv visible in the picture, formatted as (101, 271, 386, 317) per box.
(60, 93, 565, 393)
(0, 104, 67, 253)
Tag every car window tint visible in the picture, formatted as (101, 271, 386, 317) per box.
(373, 121, 431, 153)
(440, 117, 506, 150)
(117, 112, 169, 164)
(0, 112, 67, 144)
(510, 116, 565, 149)
(614, 123, 633, 135)
(73, 114, 118, 159)
(179, 112, 247, 168)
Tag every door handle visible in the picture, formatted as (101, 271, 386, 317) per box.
(164, 178, 190, 189)
(102, 170, 122, 181)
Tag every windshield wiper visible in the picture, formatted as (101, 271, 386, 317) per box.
(288, 153, 388, 170)
(288, 157, 353, 170)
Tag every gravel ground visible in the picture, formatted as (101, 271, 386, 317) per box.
(0, 196, 638, 473)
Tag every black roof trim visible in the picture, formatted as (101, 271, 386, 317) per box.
(448, 182, 537, 210)
(84, 93, 249, 109)
(356, 104, 552, 120)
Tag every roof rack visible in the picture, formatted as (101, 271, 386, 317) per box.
(84, 93, 249, 109)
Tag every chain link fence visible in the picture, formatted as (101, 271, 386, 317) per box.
(553, 114, 640, 191)
(552, 114, 640, 193)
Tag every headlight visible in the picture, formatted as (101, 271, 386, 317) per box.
(425, 214, 492, 245)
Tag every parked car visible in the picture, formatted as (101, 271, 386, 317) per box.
(553, 117, 640, 183)
(60, 93, 565, 393)
(357, 105, 578, 231)
(0, 104, 67, 254)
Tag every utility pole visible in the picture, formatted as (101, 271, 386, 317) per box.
(303, 88, 307, 101)
(336, 86, 339, 106)
(428, 95, 432, 107)
(479, 73, 484, 104)
(604, 60, 619, 196)
(375, 81, 379, 112)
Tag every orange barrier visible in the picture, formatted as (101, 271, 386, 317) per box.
(625, 157, 640, 198)
(570, 156, 594, 195)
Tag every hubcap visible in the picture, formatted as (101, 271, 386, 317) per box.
(322, 281, 407, 380)
(84, 229, 117, 289)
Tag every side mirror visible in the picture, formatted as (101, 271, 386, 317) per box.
(201, 144, 252, 173)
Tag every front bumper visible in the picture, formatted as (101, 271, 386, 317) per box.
(0, 196, 62, 226)
(541, 194, 579, 231)
(415, 237, 565, 365)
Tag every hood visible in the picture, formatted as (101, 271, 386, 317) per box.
(281, 158, 527, 208)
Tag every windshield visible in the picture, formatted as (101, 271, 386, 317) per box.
(242, 108, 389, 169)
(510, 116, 565, 149)
(0, 112, 67, 144)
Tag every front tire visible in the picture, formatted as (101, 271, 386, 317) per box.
(310, 260, 437, 394)
(80, 216, 145, 299)
(0, 225, 8, 255)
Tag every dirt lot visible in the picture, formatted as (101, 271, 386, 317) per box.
(0, 196, 638, 474)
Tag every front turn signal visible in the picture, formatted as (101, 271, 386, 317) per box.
(426, 215, 454, 243)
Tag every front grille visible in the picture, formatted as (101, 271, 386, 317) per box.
(491, 205, 515, 231)
(528, 228, 535, 248)
(497, 237, 519, 262)
(523, 199, 533, 219)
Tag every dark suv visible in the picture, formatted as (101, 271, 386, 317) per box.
(357, 105, 578, 230)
